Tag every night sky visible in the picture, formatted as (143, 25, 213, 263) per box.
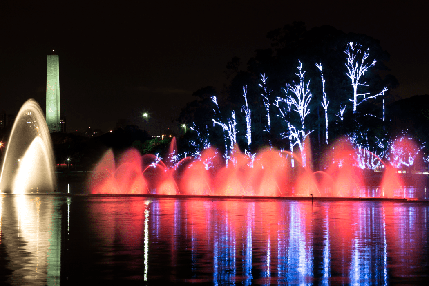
(0, 0, 428, 134)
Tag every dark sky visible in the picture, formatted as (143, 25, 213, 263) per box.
(0, 0, 428, 134)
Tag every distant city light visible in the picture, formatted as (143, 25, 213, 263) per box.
(142, 112, 150, 122)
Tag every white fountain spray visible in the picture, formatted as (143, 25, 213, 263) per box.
(0, 99, 56, 194)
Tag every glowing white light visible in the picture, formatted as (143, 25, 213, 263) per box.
(276, 61, 313, 166)
(245, 150, 256, 168)
(316, 63, 329, 144)
(211, 96, 219, 114)
(390, 136, 423, 169)
(285, 61, 312, 128)
(259, 74, 271, 135)
(344, 42, 387, 113)
(241, 86, 252, 147)
(67, 196, 71, 233)
(213, 110, 237, 164)
(266, 237, 270, 278)
(144, 205, 150, 281)
(211, 95, 237, 161)
(337, 105, 346, 121)
(349, 132, 393, 170)
(150, 153, 162, 168)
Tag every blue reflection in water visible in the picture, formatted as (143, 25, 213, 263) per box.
(144, 204, 149, 281)
(191, 212, 197, 278)
(242, 202, 254, 285)
(265, 236, 271, 283)
(293, 203, 313, 284)
(150, 200, 160, 240)
(277, 213, 287, 283)
(277, 202, 313, 284)
(321, 210, 331, 286)
(382, 207, 388, 285)
(1, 197, 429, 284)
(213, 206, 237, 285)
(173, 200, 180, 274)
(350, 205, 388, 285)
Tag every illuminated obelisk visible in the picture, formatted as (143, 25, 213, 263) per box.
(46, 52, 60, 132)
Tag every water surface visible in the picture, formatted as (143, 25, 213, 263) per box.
(0, 195, 428, 285)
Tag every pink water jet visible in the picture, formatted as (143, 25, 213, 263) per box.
(323, 139, 365, 197)
(87, 136, 425, 199)
(88, 149, 148, 194)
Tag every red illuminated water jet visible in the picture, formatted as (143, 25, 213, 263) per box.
(87, 136, 425, 200)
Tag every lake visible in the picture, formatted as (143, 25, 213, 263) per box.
(0, 194, 428, 285)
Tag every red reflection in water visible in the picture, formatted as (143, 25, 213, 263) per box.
(325, 202, 357, 277)
(383, 202, 427, 280)
(83, 198, 428, 284)
(88, 198, 147, 246)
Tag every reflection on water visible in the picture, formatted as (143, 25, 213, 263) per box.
(0, 194, 61, 285)
(0, 196, 428, 284)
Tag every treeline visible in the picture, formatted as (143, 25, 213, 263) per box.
(178, 22, 402, 164)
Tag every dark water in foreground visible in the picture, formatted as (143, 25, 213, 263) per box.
(0, 195, 428, 285)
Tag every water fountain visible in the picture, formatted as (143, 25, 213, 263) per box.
(0, 99, 56, 194)
(0, 102, 426, 284)
(87, 135, 426, 200)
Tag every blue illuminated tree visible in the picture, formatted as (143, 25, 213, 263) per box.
(276, 61, 313, 166)
(259, 74, 271, 134)
(178, 24, 403, 167)
(212, 96, 237, 163)
(241, 86, 252, 148)
(344, 42, 388, 114)
(315, 63, 329, 144)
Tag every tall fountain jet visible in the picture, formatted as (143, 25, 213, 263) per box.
(46, 51, 60, 133)
(0, 99, 56, 194)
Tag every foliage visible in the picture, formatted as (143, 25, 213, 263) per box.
(139, 137, 172, 155)
(177, 23, 408, 168)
